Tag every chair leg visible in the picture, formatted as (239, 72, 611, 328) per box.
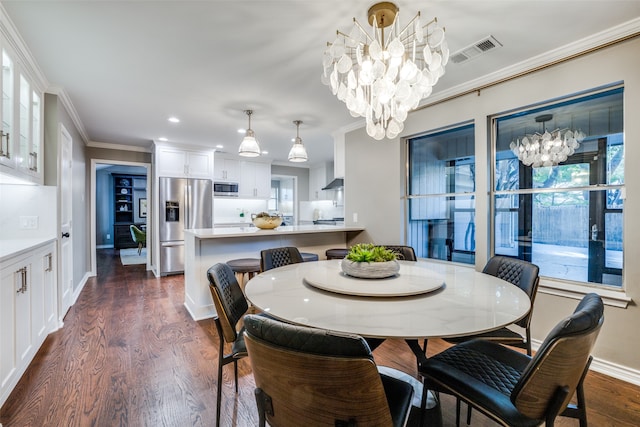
(560, 356, 592, 427)
(138, 242, 142, 255)
(234, 360, 239, 392)
(216, 354, 223, 427)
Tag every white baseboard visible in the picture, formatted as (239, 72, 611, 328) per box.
(71, 271, 92, 307)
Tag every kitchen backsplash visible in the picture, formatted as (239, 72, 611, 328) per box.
(0, 184, 57, 240)
(299, 200, 344, 222)
(213, 198, 268, 224)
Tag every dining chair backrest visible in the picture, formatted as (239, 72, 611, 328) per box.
(243, 314, 412, 427)
(383, 245, 417, 261)
(511, 292, 604, 420)
(207, 263, 249, 343)
(483, 255, 539, 329)
(260, 246, 304, 272)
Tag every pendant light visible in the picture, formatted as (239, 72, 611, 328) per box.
(288, 120, 308, 162)
(238, 109, 261, 157)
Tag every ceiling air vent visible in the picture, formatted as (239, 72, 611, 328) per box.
(450, 35, 502, 64)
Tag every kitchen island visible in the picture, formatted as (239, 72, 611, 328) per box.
(183, 224, 364, 320)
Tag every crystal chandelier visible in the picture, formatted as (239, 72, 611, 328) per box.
(288, 120, 308, 162)
(509, 114, 586, 168)
(322, 2, 448, 140)
(238, 109, 261, 157)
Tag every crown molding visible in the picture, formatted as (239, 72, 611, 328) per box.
(86, 140, 152, 153)
(46, 86, 91, 145)
(419, 17, 640, 109)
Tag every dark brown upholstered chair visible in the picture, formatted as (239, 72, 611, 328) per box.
(243, 314, 414, 427)
(419, 293, 604, 427)
(383, 245, 417, 261)
(206, 263, 250, 427)
(260, 246, 304, 272)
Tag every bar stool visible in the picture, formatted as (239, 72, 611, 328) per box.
(226, 258, 261, 291)
(325, 248, 349, 260)
(300, 252, 319, 262)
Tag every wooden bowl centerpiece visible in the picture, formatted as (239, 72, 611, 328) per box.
(251, 212, 283, 229)
(341, 244, 400, 279)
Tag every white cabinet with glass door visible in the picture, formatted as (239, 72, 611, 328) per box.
(0, 40, 44, 184)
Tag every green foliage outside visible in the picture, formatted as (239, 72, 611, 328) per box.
(345, 244, 397, 263)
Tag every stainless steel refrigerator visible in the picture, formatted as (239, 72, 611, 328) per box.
(159, 177, 212, 275)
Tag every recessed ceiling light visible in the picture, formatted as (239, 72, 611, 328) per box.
(216, 144, 223, 149)
(158, 137, 168, 142)
(261, 150, 268, 155)
(168, 117, 180, 123)
(237, 128, 245, 134)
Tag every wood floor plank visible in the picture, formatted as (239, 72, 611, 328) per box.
(1, 248, 639, 426)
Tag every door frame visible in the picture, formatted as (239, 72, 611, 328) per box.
(90, 159, 151, 276)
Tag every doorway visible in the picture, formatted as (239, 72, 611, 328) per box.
(270, 175, 297, 225)
(90, 159, 151, 276)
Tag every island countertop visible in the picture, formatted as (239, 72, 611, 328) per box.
(183, 224, 365, 320)
(185, 224, 365, 239)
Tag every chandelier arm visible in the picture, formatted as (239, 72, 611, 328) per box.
(352, 19, 374, 43)
(396, 13, 421, 40)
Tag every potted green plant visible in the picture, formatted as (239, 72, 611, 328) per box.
(341, 243, 400, 279)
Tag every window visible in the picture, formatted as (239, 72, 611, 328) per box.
(493, 87, 624, 287)
(406, 124, 475, 264)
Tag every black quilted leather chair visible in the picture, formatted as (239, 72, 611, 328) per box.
(420, 293, 604, 427)
(207, 263, 250, 427)
(260, 246, 304, 272)
(383, 245, 417, 261)
(445, 255, 540, 355)
(243, 314, 415, 427)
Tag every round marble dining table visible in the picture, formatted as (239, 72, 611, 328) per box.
(244, 259, 531, 340)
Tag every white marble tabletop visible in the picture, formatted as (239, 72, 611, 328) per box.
(244, 259, 531, 340)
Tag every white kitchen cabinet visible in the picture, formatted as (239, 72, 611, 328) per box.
(239, 160, 270, 198)
(309, 164, 331, 201)
(155, 145, 214, 179)
(214, 154, 240, 182)
(0, 41, 44, 184)
(0, 241, 57, 409)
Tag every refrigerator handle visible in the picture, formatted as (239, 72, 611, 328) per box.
(185, 184, 190, 229)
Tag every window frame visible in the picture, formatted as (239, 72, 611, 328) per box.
(489, 85, 629, 304)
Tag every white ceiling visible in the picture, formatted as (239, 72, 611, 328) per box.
(3, 1, 640, 166)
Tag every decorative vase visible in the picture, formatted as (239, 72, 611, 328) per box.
(340, 259, 400, 279)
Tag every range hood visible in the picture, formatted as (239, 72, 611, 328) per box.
(322, 178, 343, 190)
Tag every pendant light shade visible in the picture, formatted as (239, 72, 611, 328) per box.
(288, 120, 308, 162)
(239, 110, 261, 157)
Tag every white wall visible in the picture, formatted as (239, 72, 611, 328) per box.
(345, 37, 640, 375)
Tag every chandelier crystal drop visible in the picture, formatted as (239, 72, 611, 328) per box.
(509, 114, 586, 168)
(238, 109, 261, 157)
(288, 120, 308, 162)
(322, 2, 448, 140)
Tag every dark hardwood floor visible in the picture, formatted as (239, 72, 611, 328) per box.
(1, 248, 639, 426)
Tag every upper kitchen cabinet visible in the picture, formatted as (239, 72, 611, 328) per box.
(213, 154, 240, 182)
(239, 160, 270, 199)
(309, 163, 334, 201)
(0, 42, 44, 185)
(155, 144, 214, 179)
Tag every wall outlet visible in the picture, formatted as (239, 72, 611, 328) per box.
(19, 216, 38, 229)
(352, 212, 358, 223)
(106, 234, 111, 240)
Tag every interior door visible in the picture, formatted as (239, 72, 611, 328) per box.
(59, 124, 73, 320)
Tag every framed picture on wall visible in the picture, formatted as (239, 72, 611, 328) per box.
(139, 198, 147, 217)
